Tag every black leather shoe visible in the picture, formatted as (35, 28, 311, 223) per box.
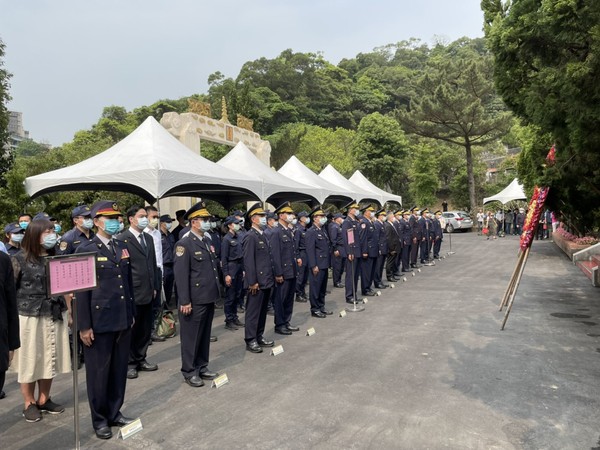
(138, 361, 158, 371)
(257, 337, 274, 347)
(199, 369, 218, 380)
(184, 375, 205, 387)
(376, 283, 389, 289)
(210, 336, 218, 342)
(151, 332, 166, 342)
(334, 283, 344, 288)
(246, 341, 263, 353)
(402, 269, 413, 273)
(126, 368, 138, 379)
(109, 415, 135, 427)
(295, 296, 307, 303)
(233, 318, 245, 327)
(286, 324, 300, 332)
(311, 311, 326, 318)
(320, 309, 333, 315)
(346, 298, 363, 304)
(95, 426, 113, 439)
(362, 291, 376, 296)
(0, 391, 5, 400)
(225, 321, 238, 331)
(275, 327, 292, 335)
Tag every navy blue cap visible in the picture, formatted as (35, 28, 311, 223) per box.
(223, 215, 241, 226)
(175, 209, 186, 219)
(33, 211, 54, 221)
(159, 214, 173, 222)
(72, 205, 92, 218)
(333, 213, 343, 220)
(232, 210, 244, 217)
(298, 211, 309, 219)
(184, 201, 211, 221)
(266, 211, 276, 220)
(4, 222, 23, 234)
(90, 200, 122, 218)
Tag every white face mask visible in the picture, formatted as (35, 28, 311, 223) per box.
(148, 217, 159, 229)
(165, 222, 172, 231)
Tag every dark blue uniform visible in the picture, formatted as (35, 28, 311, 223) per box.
(385, 220, 401, 279)
(399, 218, 412, 271)
(305, 223, 331, 313)
(341, 216, 361, 302)
(409, 215, 421, 265)
(328, 221, 344, 286)
(294, 223, 309, 299)
(268, 223, 297, 330)
(235, 228, 248, 309)
(418, 217, 429, 263)
(359, 217, 378, 294)
(76, 237, 135, 432)
(174, 232, 220, 379)
(57, 227, 95, 255)
(221, 231, 243, 324)
(243, 227, 275, 344)
(432, 217, 443, 258)
(373, 219, 387, 287)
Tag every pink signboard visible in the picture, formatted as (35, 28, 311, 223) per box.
(347, 228, 355, 245)
(46, 253, 98, 296)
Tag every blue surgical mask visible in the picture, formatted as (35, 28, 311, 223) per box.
(319, 217, 327, 226)
(54, 224, 62, 234)
(42, 233, 58, 249)
(165, 222, 172, 231)
(292, 218, 298, 226)
(305, 217, 310, 225)
(19, 221, 29, 230)
(258, 217, 267, 227)
(82, 218, 94, 230)
(118, 222, 125, 232)
(11, 233, 24, 243)
(233, 223, 240, 232)
(200, 221, 212, 232)
(136, 217, 149, 229)
(210, 222, 217, 229)
(103, 219, 121, 236)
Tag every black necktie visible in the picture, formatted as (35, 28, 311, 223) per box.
(107, 240, 116, 256)
(139, 233, 147, 253)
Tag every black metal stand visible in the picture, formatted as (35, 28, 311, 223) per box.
(345, 257, 364, 312)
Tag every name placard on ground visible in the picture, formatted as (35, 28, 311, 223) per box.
(306, 327, 316, 336)
(212, 373, 229, 388)
(271, 345, 284, 356)
(119, 418, 143, 440)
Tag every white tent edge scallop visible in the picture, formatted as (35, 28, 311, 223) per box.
(349, 170, 403, 206)
(483, 178, 527, 205)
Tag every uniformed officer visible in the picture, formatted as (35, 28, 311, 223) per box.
(76, 201, 135, 440)
(294, 212, 309, 302)
(384, 211, 401, 281)
(269, 202, 300, 335)
(359, 205, 378, 296)
(159, 214, 176, 309)
(242, 203, 276, 354)
(392, 210, 404, 279)
(221, 216, 245, 331)
(340, 201, 362, 304)
(409, 207, 422, 268)
(232, 210, 247, 312)
(373, 209, 389, 289)
(328, 213, 345, 288)
(263, 211, 277, 315)
(305, 206, 332, 317)
(432, 210, 444, 259)
(400, 210, 413, 272)
(174, 201, 220, 387)
(4, 223, 24, 256)
(418, 209, 429, 264)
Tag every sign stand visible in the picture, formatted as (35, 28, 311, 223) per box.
(447, 230, 455, 255)
(345, 227, 364, 313)
(46, 252, 98, 450)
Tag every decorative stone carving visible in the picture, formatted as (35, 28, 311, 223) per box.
(237, 114, 254, 132)
(187, 99, 211, 117)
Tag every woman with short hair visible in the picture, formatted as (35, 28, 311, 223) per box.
(11, 219, 70, 422)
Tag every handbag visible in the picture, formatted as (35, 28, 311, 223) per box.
(482, 227, 489, 235)
(157, 310, 177, 338)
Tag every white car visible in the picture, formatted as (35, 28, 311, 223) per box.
(442, 211, 473, 233)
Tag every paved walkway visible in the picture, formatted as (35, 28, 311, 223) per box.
(1, 232, 599, 449)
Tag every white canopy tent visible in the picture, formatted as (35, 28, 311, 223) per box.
(483, 178, 527, 205)
(349, 170, 403, 206)
(217, 142, 320, 205)
(318, 164, 382, 206)
(25, 117, 263, 207)
(277, 156, 353, 205)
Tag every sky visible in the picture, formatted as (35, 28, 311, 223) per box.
(1, 0, 484, 146)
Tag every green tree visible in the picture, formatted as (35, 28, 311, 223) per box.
(398, 42, 512, 213)
(482, 0, 600, 232)
(354, 112, 410, 195)
(15, 139, 49, 158)
(296, 126, 357, 176)
(408, 145, 439, 207)
(0, 39, 13, 187)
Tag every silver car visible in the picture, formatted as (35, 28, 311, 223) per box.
(442, 211, 473, 233)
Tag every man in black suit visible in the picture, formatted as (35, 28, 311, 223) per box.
(76, 201, 136, 439)
(0, 251, 19, 400)
(174, 202, 221, 387)
(116, 205, 161, 380)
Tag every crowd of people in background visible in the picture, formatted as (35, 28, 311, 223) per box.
(0, 199, 448, 439)
(476, 207, 555, 240)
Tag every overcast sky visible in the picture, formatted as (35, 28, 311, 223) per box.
(1, 0, 484, 146)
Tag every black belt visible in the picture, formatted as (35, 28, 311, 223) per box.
(228, 258, 242, 262)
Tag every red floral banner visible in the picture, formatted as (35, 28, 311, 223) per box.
(519, 186, 550, 251)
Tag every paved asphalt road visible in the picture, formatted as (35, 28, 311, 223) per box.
(1, 231, 599, 449)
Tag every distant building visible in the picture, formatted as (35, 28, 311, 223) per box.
(7, 111, 31, 151)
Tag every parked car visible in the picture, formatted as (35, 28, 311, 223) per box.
(442, 211, 473, 233)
